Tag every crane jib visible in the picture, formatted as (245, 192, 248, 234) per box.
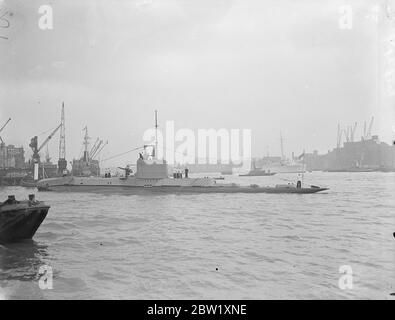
(0, 118, 11, 143)
(37, 123, 62, 152)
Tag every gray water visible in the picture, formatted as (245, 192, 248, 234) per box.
(1, 172, 394, 299)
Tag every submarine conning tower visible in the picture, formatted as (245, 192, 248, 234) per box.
(135, 158, 169, 179)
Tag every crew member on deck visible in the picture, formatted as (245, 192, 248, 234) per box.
(125, 165, 131, 178)
(296, 180, 302, 188)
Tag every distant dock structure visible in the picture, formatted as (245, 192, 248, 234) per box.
(0, 118, 28, 185)
(304, 118, 395, 172)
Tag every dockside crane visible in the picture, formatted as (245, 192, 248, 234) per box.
(30, 124, 62, 164)
(89, 138, 100, 157)
(366, 116, 374, 140)
(280, 131, 285, 160)
(45, 144, 51, 163)
(89, 138, 102, 158)
(340, 121, 358, 144)
(361, 116, 374, 140)
(0, 118, 11, 144)
(92, 140, 108, 160)
(350, 122, 357, 142)
(343, 126, 350, 143)
(337, 123, 343, 149)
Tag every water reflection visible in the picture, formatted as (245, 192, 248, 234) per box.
(0, 240, 49, 281)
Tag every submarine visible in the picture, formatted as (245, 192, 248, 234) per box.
(37, 112, 328, 195)
(37, 151, 328, 194)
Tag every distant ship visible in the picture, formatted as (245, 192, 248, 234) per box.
(239, 162, 276, 176)
(220, 169, 233, 175)
(257, 133, 306, 174)
(257, 157, 305, 174)
(71, 126, 104, 177)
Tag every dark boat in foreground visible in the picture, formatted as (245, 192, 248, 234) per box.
(0, 195, 50, 244)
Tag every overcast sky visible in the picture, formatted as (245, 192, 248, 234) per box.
(0, 0, 391, 167)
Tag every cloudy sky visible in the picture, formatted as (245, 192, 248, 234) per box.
(0, 0, 391, 167)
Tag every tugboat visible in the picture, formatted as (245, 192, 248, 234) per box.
(0, 195, 50, 244)
(220, 169, 233, 175)
(239, 161, 276, 177)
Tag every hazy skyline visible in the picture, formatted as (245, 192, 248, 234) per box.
(0, 0, 391, 167)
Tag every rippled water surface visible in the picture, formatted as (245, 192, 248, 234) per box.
(1, 172, 395, 299)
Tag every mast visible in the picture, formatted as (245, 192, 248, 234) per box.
(0, 117, 11, 144)
(82, 126, 90, 163)
(45, 144, 50, 163)
(280, 131, 285, 160)
(59, 103, 66, 160)
(58, 102, 67, 173)
(155, 110, 158, 159)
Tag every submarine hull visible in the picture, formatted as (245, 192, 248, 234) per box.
(38, 183, 328, 195)
(37, 170, 328, 195)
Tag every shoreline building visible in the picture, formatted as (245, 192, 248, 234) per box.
(0, 143, 25, 169)
(0, 143, 27, 185)
(304, 135, 395, 172)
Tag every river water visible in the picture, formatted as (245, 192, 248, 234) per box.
(0, 172, 394, 299)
